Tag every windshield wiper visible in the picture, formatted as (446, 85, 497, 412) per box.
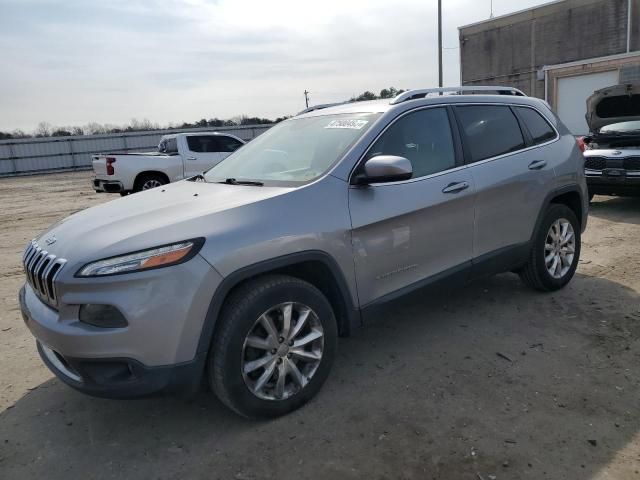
(218, 178, 264, 186)
(187, 174, 207, 182)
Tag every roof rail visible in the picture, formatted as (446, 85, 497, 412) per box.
(297, 101, 350, 115)
(390, 86, 526, 105)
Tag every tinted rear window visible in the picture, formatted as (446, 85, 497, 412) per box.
(456, 105, 525, 163)
(516, 107, 557, 145)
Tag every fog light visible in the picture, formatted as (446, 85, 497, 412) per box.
(79, 304, 128, 328)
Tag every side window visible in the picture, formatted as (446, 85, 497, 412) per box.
(365, 108, 455, 178)
(515, 107, 557, 145)
(187, 135, 221, 153)
(217, 136, 244, 152)
(456, 106, 525, 163)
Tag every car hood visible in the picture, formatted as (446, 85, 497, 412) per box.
(34, 179, 292, 265)
(586, 83, 640, 132)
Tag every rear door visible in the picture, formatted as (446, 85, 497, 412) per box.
(348, 107, 476, 306)
(183, 135, 224, 176)
(454, 104, 557, 269)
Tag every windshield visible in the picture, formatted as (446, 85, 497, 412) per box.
(600, 120, 640, 134)
(204, 113, 380, 185)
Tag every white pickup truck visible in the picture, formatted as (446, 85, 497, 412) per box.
(91, 132, 245, 195)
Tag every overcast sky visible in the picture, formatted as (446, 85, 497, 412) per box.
(0, 0, 549, 132)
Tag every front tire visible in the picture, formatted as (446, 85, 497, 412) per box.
(519, 204, 581, 291)
(208, 275, 337, 418)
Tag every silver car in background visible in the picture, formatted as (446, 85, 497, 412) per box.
(19, 86, 588, 418)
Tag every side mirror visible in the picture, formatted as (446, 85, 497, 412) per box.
(353, 155, 413, 185)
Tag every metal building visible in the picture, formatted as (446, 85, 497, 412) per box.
(459, 0, 640, 134)
(0, 124, 271, 177)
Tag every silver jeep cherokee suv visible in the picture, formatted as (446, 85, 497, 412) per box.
(19, 86, 588, 418)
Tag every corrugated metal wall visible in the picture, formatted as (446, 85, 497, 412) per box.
(0, 124, 273, 176)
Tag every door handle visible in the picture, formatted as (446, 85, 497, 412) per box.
(186, 156, 197, 161)
(442, 181, 470, 194)
(528, 160, 547, 170)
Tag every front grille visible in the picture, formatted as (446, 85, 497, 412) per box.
(585, 157, 607, 170)
(22, 240, 66, 308)
(623, 157, 640, 171)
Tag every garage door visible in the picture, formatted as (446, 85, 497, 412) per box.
(556, 70, 619, 135)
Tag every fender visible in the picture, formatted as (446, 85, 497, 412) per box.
(195, 250, 360, 361)
(530, 184, 586, 243)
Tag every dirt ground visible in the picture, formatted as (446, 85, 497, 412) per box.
(0, 171, 639, 479)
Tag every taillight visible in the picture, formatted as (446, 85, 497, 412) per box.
(106, 157, 116, 175)
(576, 136, 586, 153)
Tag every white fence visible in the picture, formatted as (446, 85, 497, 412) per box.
(0, 124, 273, 176)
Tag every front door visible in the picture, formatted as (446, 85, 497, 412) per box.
(348, 107, 476, 306)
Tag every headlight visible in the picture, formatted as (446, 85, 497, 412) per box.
(76, 239, 204, 277)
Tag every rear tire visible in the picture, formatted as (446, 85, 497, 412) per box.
(134, 173, 167, 192)
(208, 275, 337, 419)
(519, 204, 581, 292)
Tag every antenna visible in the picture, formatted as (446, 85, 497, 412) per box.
(490, 0, 494, 18)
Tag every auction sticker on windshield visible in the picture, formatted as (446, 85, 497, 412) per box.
(325, 119, 369, 130)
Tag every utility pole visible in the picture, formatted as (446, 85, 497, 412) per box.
(437, 0, 443, 89)
(304, 90, 310, 109)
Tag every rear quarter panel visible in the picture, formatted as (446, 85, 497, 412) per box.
(543, 108, 589, 231)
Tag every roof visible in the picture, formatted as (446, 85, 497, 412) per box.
(458, 0, 565, 30)
(296, 86, 537, 118)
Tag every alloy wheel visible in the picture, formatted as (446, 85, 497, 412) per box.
(241, 302, 324, 401)
(142, 179, 163, 190)
(544, 218, 575, 279)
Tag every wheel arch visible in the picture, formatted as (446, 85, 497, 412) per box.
(134, 171, 170, 189)
(531, 185, 585, 242)
(196, 251, 360, 360)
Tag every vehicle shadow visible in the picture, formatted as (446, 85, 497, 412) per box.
(1, 273, 639, 480)
(589, 196, 640, 225)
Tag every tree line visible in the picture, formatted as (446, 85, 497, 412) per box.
(0, 115, 287, 140)
(0, 87, 405, 140)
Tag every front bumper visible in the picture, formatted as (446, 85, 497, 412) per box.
(93, 178, 124, 193)
(18, 254, 223, 398)
(586, 170, 640, 196)
(35, 338, 204, 398)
